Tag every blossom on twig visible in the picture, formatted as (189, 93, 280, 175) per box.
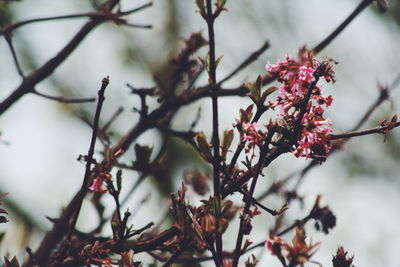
(266, 52, 336, 160)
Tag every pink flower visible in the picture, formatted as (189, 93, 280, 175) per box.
(89, 172, 112, 193)
(298, 66, 315, 83)
(89, 177, 104, 192)
(266, 52, 335, 160)
(241, 123, 265, 159)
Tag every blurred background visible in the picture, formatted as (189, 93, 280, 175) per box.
(1, 0, 400, 266)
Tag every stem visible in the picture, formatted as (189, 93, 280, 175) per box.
(232, 175, 260, 267)
(66, 76, 110, 241)
(33, 90, 95, 103)
(232, 128, 276, 266)
(330, 121, 400, 140)
(205, 0, 223, 264)
(312, 0, 374, 54)
(218, 40, 270, 85)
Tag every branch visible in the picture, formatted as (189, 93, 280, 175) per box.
(205, 0, 223, 263)
(21, 77, 110, 267)
(33, 90, 95, 104)
(0, 2, 153, 36)
(330, 121, 400, 140)
(119, 226, 180, 253)
(312, 0, 375, 54)
(232, 128, 276, 266)
(4, 33, 25, 78)
(65, 76, 110, 242)
(218, 40, 270, 85)
(0, 0, 152, 116)
(0, 12, 102, 36)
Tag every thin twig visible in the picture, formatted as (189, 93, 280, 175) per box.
(119, 226, 180, 253)
(232, 128, 275, 266)
(240, 189, 285, 216)
(161, 241, 188, 267)
(204, 0, 224, 264)
(312, 0, 375, 54)
(124, 23, 153, 29)
(118, 2, 154, 16)
(0, 2, 153, 36)
(102, 106, 124, 132)
(4, 33, 25, 78)
(65, 76, 110, 242)
(330, 121, 400, 140)
(0, 1, 151, 116)
(219, 40, 270, 85)
(0, 12, 101, 36)
(33, 90, 95, 103)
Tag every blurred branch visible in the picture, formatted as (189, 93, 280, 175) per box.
(218, 40, 270, 86)
(0, 0, 151, 116)
(32, 90, 95, 103)
(65, 76, 110, 242)
(0, 2, 153, 36)
(312, 0, 375, 54)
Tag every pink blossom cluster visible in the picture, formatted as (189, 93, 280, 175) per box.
(88, 148, 123, 193)
(266, 54, 335, 159)
(89, 172, 111, 193)
(240, 122, 265, 159)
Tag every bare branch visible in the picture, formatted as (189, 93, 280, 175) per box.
(33, 90, 95, 104)
(330, 121, 400, 140)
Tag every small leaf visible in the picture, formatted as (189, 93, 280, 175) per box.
(277, 203, 289, 215)
(196, 132, 211, 160)
(196, 0, 205, 9)
(261, 86, 279, 102)
(240, 109, 250, 123)
(196, 0, 206, 16)
(255, 75, 263, 94)
(221, 129, 234, 159)
(116, 169, 122, 193)
(215, 55, 224, 69)
(209, 196, 221, 218)
(111, 211, 121, 240)
(217, 0, 227, 9)
(248, 95, 258, 105)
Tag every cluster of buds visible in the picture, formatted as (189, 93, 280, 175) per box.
(266, 51, 336, 159)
